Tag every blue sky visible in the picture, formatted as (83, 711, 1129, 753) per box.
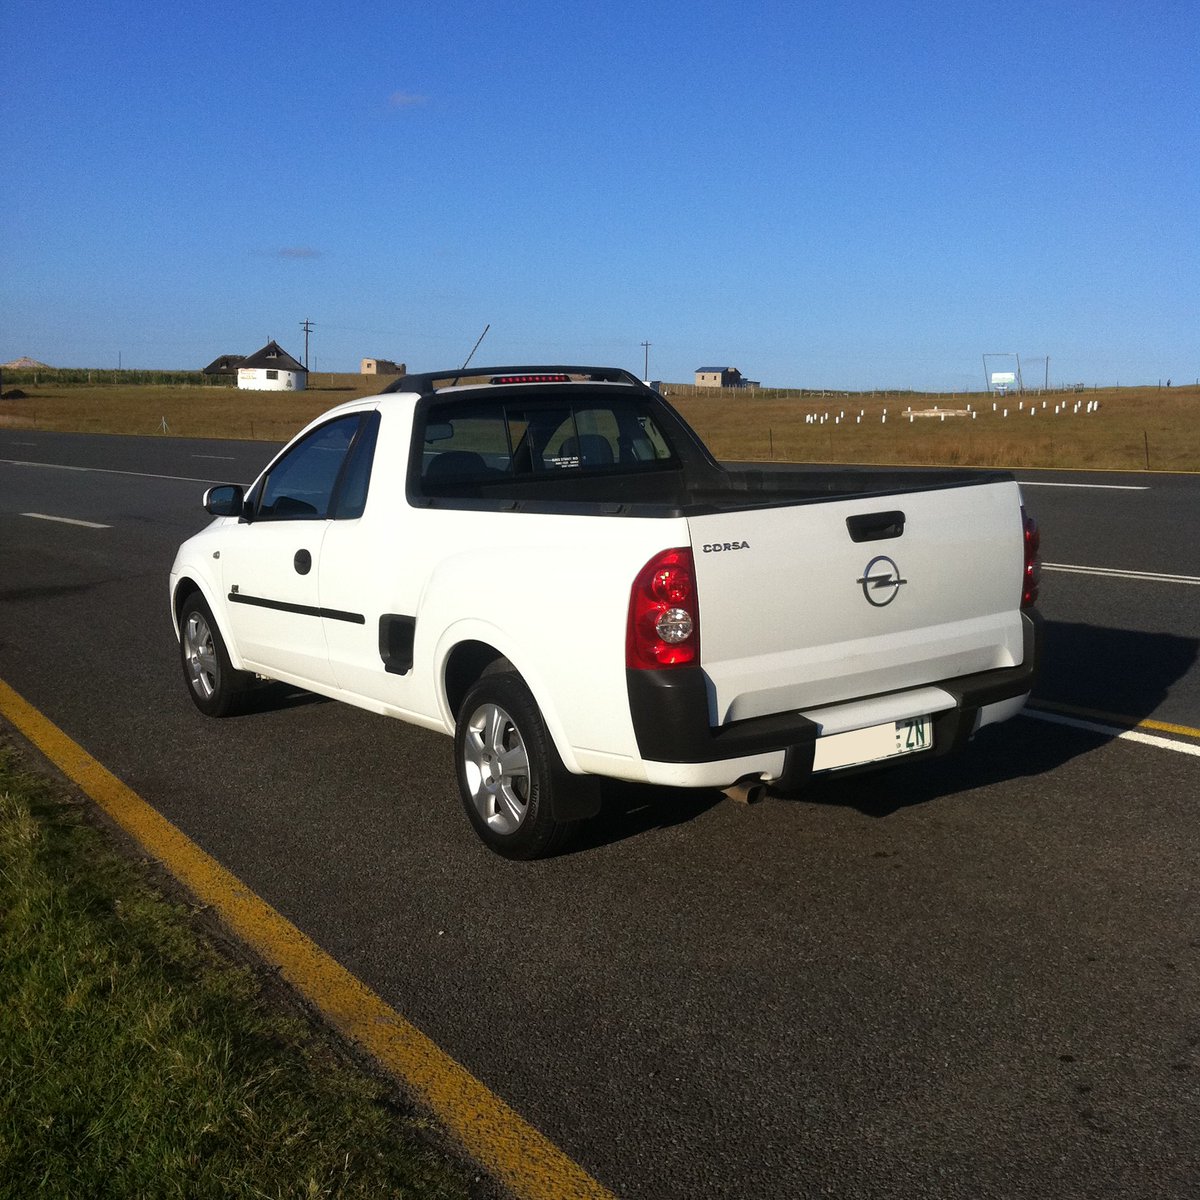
(2, 0, 1195, 390)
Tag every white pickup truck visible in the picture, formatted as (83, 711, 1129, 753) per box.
(170, 366, 1041, 858)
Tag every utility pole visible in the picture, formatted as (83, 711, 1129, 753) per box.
(641, 340, 651, 381)
(300, 318, 314, 370)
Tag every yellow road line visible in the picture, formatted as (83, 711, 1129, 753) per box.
(1028, 699, 1200, 741)
(0, 676, 615, 1200)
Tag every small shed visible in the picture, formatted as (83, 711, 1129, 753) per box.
(237, 341, 307, 391)
(361, 358, 406, 376)
(694, 366, 744, 389)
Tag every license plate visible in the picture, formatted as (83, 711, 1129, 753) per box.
(812, 715, 934, 772)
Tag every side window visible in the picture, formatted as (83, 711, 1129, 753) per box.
(332, 411, 380, 519)
(257, 415, 360, 520)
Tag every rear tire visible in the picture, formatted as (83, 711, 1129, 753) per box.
(178, 591, 253, 718)
(454, 672, 576, 859)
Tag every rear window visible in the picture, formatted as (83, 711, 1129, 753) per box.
(419, 398, 676, 488)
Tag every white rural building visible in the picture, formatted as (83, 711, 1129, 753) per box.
(237, 341, 307, 391)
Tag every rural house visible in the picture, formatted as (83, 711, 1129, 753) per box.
(237, 341, 307, 391)
(694, 366, 745, 388)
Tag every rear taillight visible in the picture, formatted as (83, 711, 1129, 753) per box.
(1021, 506, 1040, 608)
(626, 548, 700, 669)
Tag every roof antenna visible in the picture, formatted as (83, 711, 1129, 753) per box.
(459, 323, 491, 375)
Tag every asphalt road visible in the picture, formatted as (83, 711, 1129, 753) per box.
(2, 430, 1198, 1199)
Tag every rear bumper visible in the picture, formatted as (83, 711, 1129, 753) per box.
(626, 610, 1042, 781)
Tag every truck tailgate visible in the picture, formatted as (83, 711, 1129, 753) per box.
(688, 479, 1027, 724)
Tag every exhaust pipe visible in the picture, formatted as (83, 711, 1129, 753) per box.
(723, 776, 767, 805)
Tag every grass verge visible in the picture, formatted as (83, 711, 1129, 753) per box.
(0, 743, 483, 1199)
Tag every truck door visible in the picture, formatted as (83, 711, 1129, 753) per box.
(310, 411, 412, 704)
(220, 414, 366, 685)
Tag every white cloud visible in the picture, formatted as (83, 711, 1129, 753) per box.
(388, 91, 428, 109)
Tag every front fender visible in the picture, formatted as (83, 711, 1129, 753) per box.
(170, 563, 250, 674)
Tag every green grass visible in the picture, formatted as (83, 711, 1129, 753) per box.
(0, 744, 479, 1199)
(1, 372, 1197, 471)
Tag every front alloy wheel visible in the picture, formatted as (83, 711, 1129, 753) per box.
(182, 608, 220, 704)
(177, 591, 252, 718)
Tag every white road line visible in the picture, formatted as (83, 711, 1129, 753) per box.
(191, 454, 236, 461)
(1017, 481, 1149, 490)
(1042, 562, 1200, 586)
(7, 460, 89, 471)
(2, 458, 219, 484)
(21, 512, 111, 529)
(1023, 709, 1200, 757)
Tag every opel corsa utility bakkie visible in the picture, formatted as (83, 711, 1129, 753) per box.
(170, 365, 1041, 858)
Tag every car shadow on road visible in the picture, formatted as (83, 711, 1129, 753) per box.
(241, 682, 333, 715)
(575, 618, 1199, 839)
(809, 618, 1198, 818)
(1033, 618, 1198, 721)
(571, 781, 726, 852)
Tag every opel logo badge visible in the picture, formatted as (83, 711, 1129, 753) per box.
(858, 555, 907, 606)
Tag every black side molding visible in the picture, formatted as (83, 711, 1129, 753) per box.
(228, 592, 364, 624)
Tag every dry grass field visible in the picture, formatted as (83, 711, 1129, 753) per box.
(672, 384, 1200, 472)
(0, 373, 385, 443)
(1, 372, 1196, 472)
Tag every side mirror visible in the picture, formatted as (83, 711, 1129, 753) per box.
(203, 484, 245, 517)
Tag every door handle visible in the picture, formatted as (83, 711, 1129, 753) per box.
(846, 510, 905, 542)
(293, 549, 312, 575)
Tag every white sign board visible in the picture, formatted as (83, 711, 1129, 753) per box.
(990, 371, 1016, 385)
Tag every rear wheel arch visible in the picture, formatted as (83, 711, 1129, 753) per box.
(454, 670, 577, 859)
(442, 640, 602, 834)
(443, 640, 512, 720)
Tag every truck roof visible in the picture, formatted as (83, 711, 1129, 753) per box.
(379, 365, 645, 396)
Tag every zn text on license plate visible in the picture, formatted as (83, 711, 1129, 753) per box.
(895, 715, 932, 754)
